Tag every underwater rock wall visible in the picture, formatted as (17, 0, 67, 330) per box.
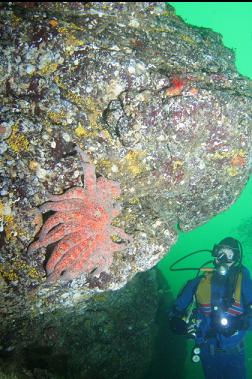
(0, 2, 252, 325)
(0, 270, 176, 379)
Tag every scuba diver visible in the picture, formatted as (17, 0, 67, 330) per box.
(168, 237, 252, 379)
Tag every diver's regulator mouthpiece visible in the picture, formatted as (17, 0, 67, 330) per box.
(215, 263, 230, 276)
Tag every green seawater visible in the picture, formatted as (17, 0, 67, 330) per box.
(158, 3, 252, 378)
(2, 4, 252, 379)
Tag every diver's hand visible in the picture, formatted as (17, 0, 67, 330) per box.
(235, 315, 250, 331)
(219, 316, 248, 337)
(220, 326, 238, 337)
(169, 316, 187, 335)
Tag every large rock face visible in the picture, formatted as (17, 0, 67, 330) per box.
(0, 269, 186, 379)
(0, 270, 165, 379)
(0, 2, 252, 320)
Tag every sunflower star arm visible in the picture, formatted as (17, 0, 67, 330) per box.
(111, 226, 132, 243)
(27, 224, 66, 254)
(111, 241, 128, 252)
(111, 203, 122, 218)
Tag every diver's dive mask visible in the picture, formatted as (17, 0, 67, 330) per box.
(216, 247, 235, 263)
(212, 237, 241, 276)
(214, 248, 236, 275)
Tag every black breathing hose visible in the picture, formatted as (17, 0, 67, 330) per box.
(169, 249, 213, 272)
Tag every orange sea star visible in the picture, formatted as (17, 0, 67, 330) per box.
(166, 76, 186, 97)
(28, 147, 131, 282)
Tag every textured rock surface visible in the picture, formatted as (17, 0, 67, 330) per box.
(0, 269, 183, 379)
(0, 1, 252, 328)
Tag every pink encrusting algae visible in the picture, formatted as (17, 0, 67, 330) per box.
(28, 146, 132, 282)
